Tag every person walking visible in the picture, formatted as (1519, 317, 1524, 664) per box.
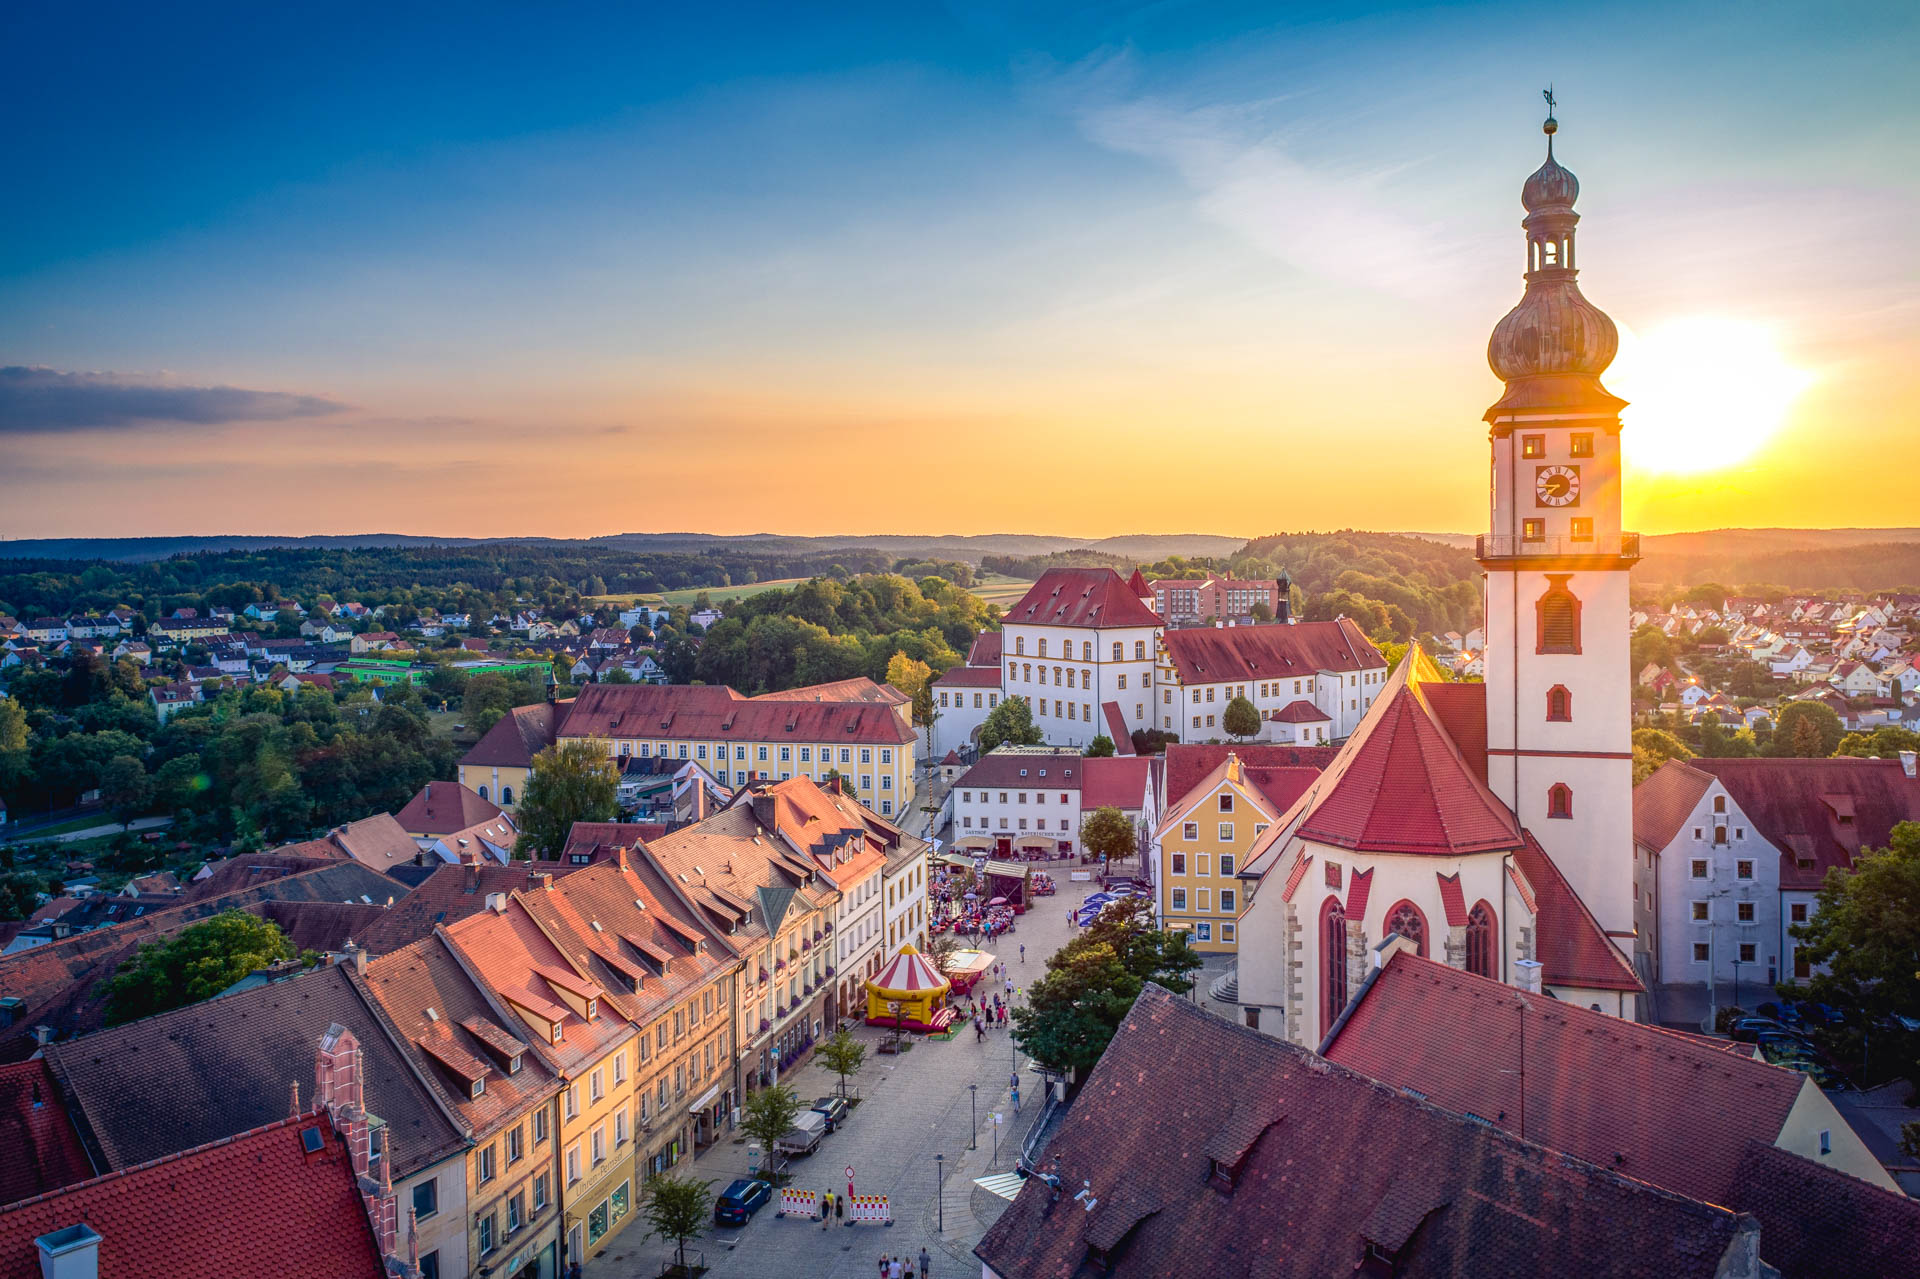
(891, 1256, 904, 1279)
(1019, 943, 1025, 964)
(836, 1192, 846, 1224)
(879, 1256, 889, 1279)
(920, 1247, 933, 1279)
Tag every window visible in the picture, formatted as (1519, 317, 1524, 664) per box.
(534, 1172, 550, 1212)
(533, 1108, 549, 1144)
(478, 1213, 495, 1255)
(1222, 923, 1235, 943)
(1739, 943, 1757, 963)
(564, 1085, 578, 1119)
(1465, 902, 1495, 977)
(1197, 889, 1211, 912)
(1112, 641, 1123, 661)
(420, 1252, 440, 1279)
(1322, 897, 1349, 1029)
(1523, 518, 1546, 542)
(1217, 822, 1234, 842)
(1569, 517, 1593, 542)
(1219, 854, 1235, 877)
(1547, 783, 1573, 819)
(1384, 900, 1428, 957)
(507, 1192, 524, 1234)
(1737, 902, 1755, 922)
(1736, 860, 1754, 880)
(1218, 793, 1234, 813)
(1694, 943, 1711, 962)
(1569, 432, 1593, 457)
(567, 1144, 581, 1185)
(592, 1126, 605, 1166)
(1219, 889, 1235, 913)
(412, 1179, 438, 1221)
(1790, 903, 1808, 923)
(590, 1068, 604, 1102)
(477, 1144, 496, 1185)
(1692, 901, 1709, 921)
(1521, 434, 1545, 459)
(1691, 859, 1708, 879)
(1536, 576, 1582, 653)
(1713, 826, 1729, 846)
(507, 1125, 524, 1165)
(1546, 685, 1571, 721)
(1171, 888, 1187, 911)
(613, 1051, 626, 1084)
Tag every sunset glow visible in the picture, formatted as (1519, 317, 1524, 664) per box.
(1613, 317, 1815, 475)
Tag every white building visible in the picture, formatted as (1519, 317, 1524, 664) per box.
(1153, 620, 1386, 743)
(928, 665, 1001, 761)
(950, 747, 1087, 858)
(999, 570, 1163, 749)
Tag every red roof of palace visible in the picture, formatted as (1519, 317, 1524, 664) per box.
(1100, 701, 1134, 751)
(1161, 618, 1383, 684)
(1419, 680, 1489, 782)
(965, 630, 1002, 666)
(562, 682, 913, 745)
(0, 1112, 385, 1279)
(934, 666, 1002, 688)
(1324, 953, 1811, 1208)
(1004, 568, 1162, 630)
(1080, 756, 1154, 810)
(954, 750, 1083, 791)
(1632, 759, 1716, 851)
(1289, 658, 1522, 857)
(1271, 698, 1330, 723)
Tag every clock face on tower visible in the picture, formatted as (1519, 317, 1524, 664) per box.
(1535, 465, 1581, 507)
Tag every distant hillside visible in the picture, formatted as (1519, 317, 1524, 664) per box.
(1636, 529, 1920, 590)
(0, 533, 541, 562)
(1081, 533, 1248, 559)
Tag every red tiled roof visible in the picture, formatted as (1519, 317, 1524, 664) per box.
(933, 666, 1001, 688)
(394, 781, 504, 836)
(1419, 680, 1489, 783)
(1098, 701, 1134, 751)
(461, 700, 563, 768)
(1435, 872, 1467, 927)
(1004, 568, 1162, 630)
(1270, 697, 1329, 722)
(1723, 1140, 1920, 1279)
(1161, 618, 1383, 684)
(0, 1061, 92, 1204)
(976, 985, 1751, 1279)
(751, 676, 906, 705)
(0, 1112, 386, 1279)
(562, 682, 914, 745)
(954, 750, 1083, 791)
(1323, 953, 1809, 1208)
(1345, 866, 1374, 919)
(1080, 756, 1153, 810)
(965, 630, 1002, 666)
(1633, 759, 1715, 850)
(1288, 656, 1522, 857)
(1126, 569, 1151, 598)
(1280, 853, 1313, 903)
(1512, 832, 1641, 991)
(1688, 757, 1920, 891)
(1162, 743, 1337, 812)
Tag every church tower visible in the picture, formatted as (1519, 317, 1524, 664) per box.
(1480, 101, 1637, 941)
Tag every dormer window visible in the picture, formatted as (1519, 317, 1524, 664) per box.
(507, 1052, 522, 1075)
(471, 1076, 486, 1098)
(584, 998, 597, 1020)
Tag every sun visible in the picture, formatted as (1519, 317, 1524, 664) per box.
(1609, 316, 1814, 474)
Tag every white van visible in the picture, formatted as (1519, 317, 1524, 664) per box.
(773, 1110, 828, 1157)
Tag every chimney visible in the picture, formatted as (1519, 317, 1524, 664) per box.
(462, 862, 479, 895)
(612, 845, 629, 873)
(34, 1224, 101, 1279)
(33, 1025, 54, 1047)
(1901, 750, 1917, 779)
(485, 891, 508, 913)
(342, 937, 367, 975)
(1514, 959, 1543, 995)
(692, 782, 709, 823)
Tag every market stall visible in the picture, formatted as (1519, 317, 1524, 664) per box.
(864, 943, 954, 1032)
(984, 860, 1033, 913)
(943, 948, 995, 996)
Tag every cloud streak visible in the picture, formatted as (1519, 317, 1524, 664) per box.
(0, 366, 349, 432)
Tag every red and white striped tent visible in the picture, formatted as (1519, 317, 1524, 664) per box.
(864, 942, 953, 1030)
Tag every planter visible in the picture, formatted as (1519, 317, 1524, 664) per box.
(759, 1018, 770, 1032)
(823, 966, 835, 977)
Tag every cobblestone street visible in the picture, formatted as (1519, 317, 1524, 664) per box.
(582, 875, 1103, 1279)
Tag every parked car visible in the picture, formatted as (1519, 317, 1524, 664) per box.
(1727, 1017, 1790, 1043)
(812, 1096, 850, 1132)
(774, 1109, 829, 1157)
(1756, 1000, 1802, 1027)
(714, 1178, 773, 1226)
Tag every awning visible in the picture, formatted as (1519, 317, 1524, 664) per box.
(687, 1083, 722, 1115)
(973, 1172, 1025, 1201)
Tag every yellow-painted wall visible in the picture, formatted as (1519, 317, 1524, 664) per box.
(1157, 774, 1275, 954)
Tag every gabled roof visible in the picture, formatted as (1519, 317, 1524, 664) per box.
(461, 700, 563, 769)
(395, 781, 505, 837)
(965, 630, 1002, 666)
(0, 1112, 387, 1279)
(1004, 568, 1162, 630)
(562, 682, 913, 745)
(1323, 952, 1795, 1208)
(976, 985, 1751, 1279)
(1723, 1140, 1920, 1279)
(1080, 756, 1153, 811)
(1418, 680, 1489, 783)
(1161, 618, 1383, 684)
(326, 812, 424, 871)
(954, 749, 1083, 791)
(933, 665, 1001, 688)
(1512, 832, 1641, 991)
(0, 1061, 92, 1204)
(1687, 757, 1920, 891)
(1632, 759, 1716, 851)
(41, 963, 464, 1179)
(1162, 742, 1337, 809)
(1287, 650, 1522, 857)
(751, 676, 906, 705)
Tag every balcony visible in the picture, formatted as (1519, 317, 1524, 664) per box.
(1476, 532, 1640, 563)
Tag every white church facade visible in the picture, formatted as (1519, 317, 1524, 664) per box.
(1235, 109, 1646, 1049)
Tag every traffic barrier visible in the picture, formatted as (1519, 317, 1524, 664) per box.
(777, 1188, 819, 1218)
(847, 1193, 892, 1225)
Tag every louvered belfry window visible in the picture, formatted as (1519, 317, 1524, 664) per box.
(1535, 575, 1582, 654)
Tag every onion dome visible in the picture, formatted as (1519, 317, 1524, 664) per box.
(1484, 106, 1625, 422)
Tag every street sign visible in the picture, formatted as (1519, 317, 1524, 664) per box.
(845, 1165, 855, 1180)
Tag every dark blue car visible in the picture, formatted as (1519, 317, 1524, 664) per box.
(714, 1178, 772, 1226)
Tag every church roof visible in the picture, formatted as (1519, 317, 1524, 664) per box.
(1512, 832, 1641, 992)
(1288, 650, 1523, 857)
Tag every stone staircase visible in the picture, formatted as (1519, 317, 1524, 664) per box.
(1207, 966, 1240, 1004)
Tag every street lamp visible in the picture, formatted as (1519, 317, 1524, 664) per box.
(935, 1153, 945, 1234)
(991, 1112, 1002, 1167)
(969, 1083, 978, 1150)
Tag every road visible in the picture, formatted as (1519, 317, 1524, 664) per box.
(1, 816, 172, 845)
(581, 876, 1100, 1279)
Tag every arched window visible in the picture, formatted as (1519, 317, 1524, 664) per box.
(1546, 685, 1571, 721)
(477, 786, 489, 801)
(1383, 899, 1428, 957)
(501, 785, 514, 805)
(1466, 902, 1495, 977)
(1321, 897, 1348, 1030)
(1536, 575, 1582, 654)
(1713, 795, 1726, 813)
(1547, 783, 1572, 819)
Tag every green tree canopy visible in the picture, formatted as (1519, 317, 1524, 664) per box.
(99, 754, 154, 829)
(739, 1083, 804, 1165)
(640, 1173, 714, 1275)
(1631, 727, 1695, 785)
(1078, 806, 1137, 864)
(978, 696, 1043, 754)
(1222, 695, 1261, 740)
(103, 910, 308, 1025)
(1835, 726, 1920, 759)
(817, 1028, 867, 1099)
(514, 737, 620, 858)
(1083, 735, 1115, 758)
(1772, 701, 1843, 757)
(1012, 898, 1199, 1077)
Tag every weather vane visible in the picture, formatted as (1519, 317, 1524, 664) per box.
(1542, 85, 1558, 151)
(1542, 85, 1556, 116)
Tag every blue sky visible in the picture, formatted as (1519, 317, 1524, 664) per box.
(2, 1, 1915, 537)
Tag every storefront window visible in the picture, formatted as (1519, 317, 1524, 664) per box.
(588, 1199, 609, 1245)
(611, 1181, 631, 1226)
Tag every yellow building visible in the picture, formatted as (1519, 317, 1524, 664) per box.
(1153, 751, 1295, 954)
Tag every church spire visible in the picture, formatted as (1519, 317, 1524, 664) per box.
(1484, 94, 1625, 422)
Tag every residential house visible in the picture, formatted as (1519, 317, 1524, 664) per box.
(353, 631, 403, 654)
(950, 747, 1086, 859)
(459, 702, 567, 808)
(395, 781, 521, 865)
(149, 682, 199, 723)
(1147, 573, 1283, 624)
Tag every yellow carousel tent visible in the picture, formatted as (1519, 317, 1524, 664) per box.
(864, 943, 954, 1032)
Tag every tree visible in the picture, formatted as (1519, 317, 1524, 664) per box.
(1249, 601, 1273, 623)
(1222, 695, 1261, 741)
(1836, 725, 1920, 759)
(514, 738, 620, 858)
(921, 928, 961, 977)
(0, 696, 27, 796)
(1632, 727, 1696, 785)
(739, 1083, 804, 1172)
(99, 754, 153, 830)
(640, 1173, 714, 1277)
(817, 1028, 867, 1099)
(978, 696, 1043, 754)
(103, 910, 308, 1025)
(1012, 898, 1200, 1077)
(462, 672, 516, 735)
(884, 651, 934, 705)
(1790, 822, 1920, 1092)
(1083, 735, 1115, 758)
(1771, 701, 1843, 758)
(1078, 806, 1137, 866)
